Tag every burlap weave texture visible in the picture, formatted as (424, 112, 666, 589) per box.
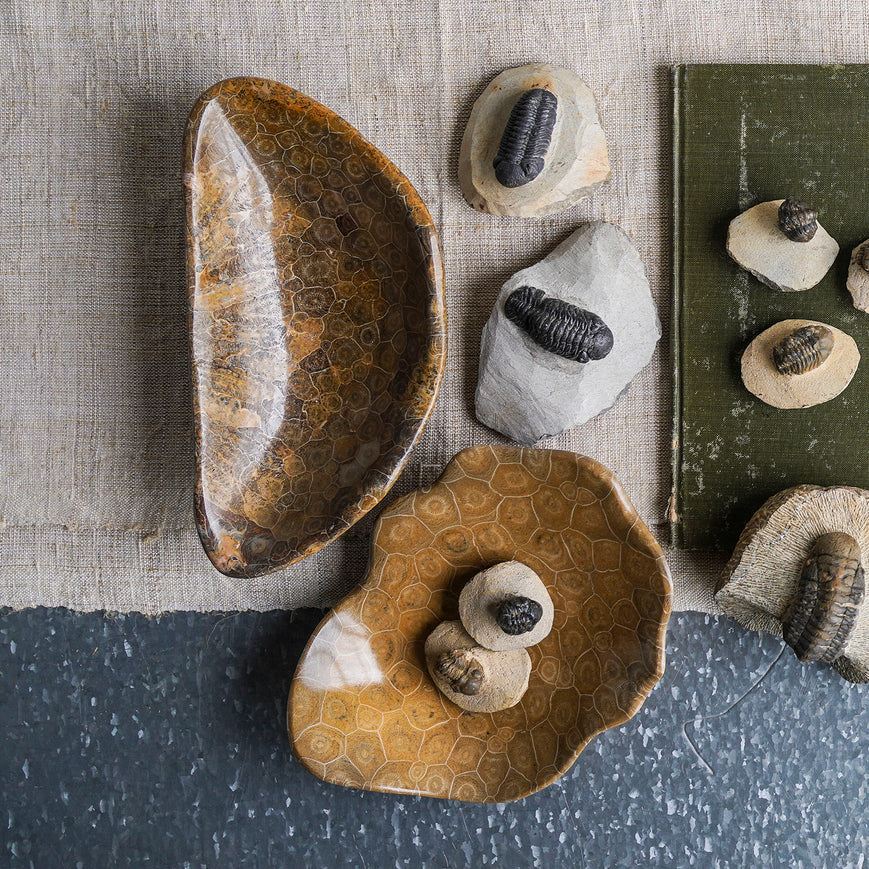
(3, 1, 864, 613)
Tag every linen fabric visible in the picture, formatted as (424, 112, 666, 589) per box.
(4, 0, 863, 613)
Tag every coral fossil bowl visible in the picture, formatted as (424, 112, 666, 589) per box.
(289, 446, 672, 803)
(186, 77, 446, 578)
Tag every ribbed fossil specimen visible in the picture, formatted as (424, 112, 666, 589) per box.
(493, 88, 558, 188)
(435, 649, 484, 695)
(772, 324, 834, 376)
(783, 532, 865, 664)
(495, 596, 544, 636)
(504, 286, 613, 363)
(778, 196, 818, 242)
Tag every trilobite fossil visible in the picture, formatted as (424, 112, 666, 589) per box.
(496, 596, 544, 636)
(778, 196, 818, 242)
(435, 649, 484, 695)
(492, 88, 558, 188)
(503, 286, 614, 363)
(772, 324, 834, 376)
(783, 532, 865, 664)
(860, 244, 869, 272)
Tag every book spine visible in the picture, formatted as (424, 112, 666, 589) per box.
(669, 65, 685, 548)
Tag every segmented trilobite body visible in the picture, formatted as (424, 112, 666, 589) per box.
(772, 324, 834, 375)
(435, 649, 484, 695)
(493, 88, 558, 188)
(504, 286, 614, 363)
(778, 196, 818, 242)
(783, 532, 865, 664)
(496, 596, 544, 635)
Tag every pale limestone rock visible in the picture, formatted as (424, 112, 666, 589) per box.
(475, 221, 660, 444)
(726, 199, 839, 291)
(459, 63, 610, 218)
(846, 240, 869, 312)
(458, 561, 554, 652)
(425, 620, 531, 713)
(741, 318, 859, 409)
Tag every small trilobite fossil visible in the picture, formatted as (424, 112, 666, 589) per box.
(496, 595, 544, 635)
(783, 532, 865, 664)
(435, 649, 484, 695)
(860, 244, 869, 272)
(493, 88, 558, 188)
(772, 324, 834, 376)
(778, 196, 818, 242)
(504, 286, 614, 363)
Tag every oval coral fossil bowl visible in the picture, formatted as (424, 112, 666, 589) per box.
(288, 446, 672, 803)
(185, 78, 446, 578)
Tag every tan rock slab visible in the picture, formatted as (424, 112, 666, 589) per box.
(424, 620, 531, 713)
(727, 199, 839, 291)
(459, 63, 610, 218)
(846, 240, 869, 312)
(717, 485, 869, 683)
(458, 561, 554, 651)
(741, 319, 859, 409)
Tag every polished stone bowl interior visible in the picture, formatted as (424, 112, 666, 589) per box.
(185, 78, 446, 577)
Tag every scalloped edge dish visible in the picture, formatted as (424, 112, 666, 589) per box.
(288, 446, 671, 802)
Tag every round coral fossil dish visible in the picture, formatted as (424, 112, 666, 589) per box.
(185, 78, 446, 577)
(288, 446, 671, 803)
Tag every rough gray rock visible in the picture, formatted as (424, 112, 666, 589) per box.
(475, 221, 660, 444)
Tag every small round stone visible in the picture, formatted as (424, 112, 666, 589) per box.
(741, 319, 859, 409)
(425, 621, 531, 713)
(458, 561, 554, 651)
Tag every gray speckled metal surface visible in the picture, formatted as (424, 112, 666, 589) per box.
(1, 609, 866, 867)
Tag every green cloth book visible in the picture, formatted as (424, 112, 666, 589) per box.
(671, 64, 869, 550)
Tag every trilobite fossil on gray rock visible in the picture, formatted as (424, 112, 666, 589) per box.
(475, 221, 661, 443)
(503, 286, 613, 363)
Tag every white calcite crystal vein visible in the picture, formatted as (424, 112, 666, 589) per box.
(475, 221, 660, 444)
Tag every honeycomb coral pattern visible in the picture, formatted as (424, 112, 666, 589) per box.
(185, 78, 446, 578)
(289, 446, 672, 803)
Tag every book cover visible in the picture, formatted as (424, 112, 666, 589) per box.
(671, 64, 869, 550)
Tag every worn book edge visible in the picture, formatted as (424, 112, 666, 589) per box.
(669, 64, 685, 548)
